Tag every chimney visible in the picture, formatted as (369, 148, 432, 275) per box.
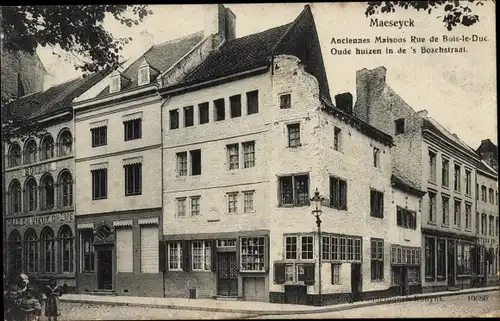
(334, 92, 353, 114)
(417, 110, 428, 118)
(452, 133, 459, 139)
(204, 4, 236, 47)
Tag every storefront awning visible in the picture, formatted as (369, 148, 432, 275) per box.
(122, 112, 143, 122)
(89, 119, 108, 129)
(77, 223, 94, 230)
(138, 217, 159, 226)
(90, 162, 109, 171)
(122, 156, 143, 166)
(113, 219, 133, 227)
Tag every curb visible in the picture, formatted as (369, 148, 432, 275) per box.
(60, 286, 499, 316)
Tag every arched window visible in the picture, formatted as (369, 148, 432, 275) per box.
(25, 177, 38, 212)
(24, 140, 37, 164)
(59, 225, 74, 273)
(58, 171, 73, 207)
(40, 135, 55, 160)
(8, 180, 22, 214)
(58, 130, 72, 157)
(41, 227, 55, 273)
(41, 174, 55, 210)
(24, 229, 38, 273)
(8, 230, 23, 276)
(8, 143, 22, 167)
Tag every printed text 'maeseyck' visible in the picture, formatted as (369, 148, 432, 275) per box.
(370, 18, 415, 29)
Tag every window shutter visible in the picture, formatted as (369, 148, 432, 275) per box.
(264, 236, 270, 272)
(330, 263, 335, 284)
(210, 240, 217, 272)
(397, 207, 402, 225)
(370, 190, 374, 214)
(329, 177, 334, 206)
(304, 263, 315, 285)
(341, 181, 347, 210)
(159, 241, 166, 272)
(274, 263, 285, 284)
(236, 237, 241, 272)
(183, 240, 191, 272)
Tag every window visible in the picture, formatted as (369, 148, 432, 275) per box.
(184, 106, 194, 127)
(191, 196, 200, 216)
(496, 217, 499, 237)
(8, 143, 22, 167)
(227, 192, 238, 213)
(465, 203, 472, 230)
(476, 184, 479, 200)
(170, 109, 179, 129)
(280, 93, 291, 109)
(333, 127, 342, 152)
(230, 95, 241, 118)
(396, 206, 417, 229)
(41, 174, 55, 210)
(325, 236, 361, 263)
(496, 192, 499, 205)
(287, 124, 301, 147)
(243, 191, 255, 212)
(394, 118, 405, 135)
(332, 264, 341, 284)
(199, 102, 209, 124)
(40, 135, 55, 160)
(442, 158, 449, 187)
(481, 214, 487, 235)
(91, 127, 107, 147)
(489, 188, 494, 204)
(246, 90, 259, 115)
(192, 241, 211, 271)
(391, 246, 420, 266)
(177, 152, 187, 176)
(24, 229, 38, 273)
(227, 144, 239, 170)
(340, 238, 346, 260)
(81, 229, 95, 272)
(176, 198, 187, 217)
(408, 267, 420, 284)
(428, 192, 436, 223)
(41, 227, 55, 273)
(424, 237, 435, 280)
(454, 164, 461, 192)
(457, 243, 471, 275)
(285, 236, 298, 259)
(59, 226, 73, 273)
(489, 215, 494, 236)
(428, 150, 437, 183)
(110, 75, 120, 93)
(124, 163, 142, 196)
(481, 185, 487, 202)
(240, 237, 266, 272)
(24, 140, 37, 164)
(279, 174, 309, 207)
(301, 236, 314, 260)
(8, 180, 22, 214)
(190, 149, 201, 176)
(124, 119, 142, 141)
(322, 236, 330, 261)
(371, 238, 384, 281)
(285, 264, 294, 281)
(25, 177, 38, 212)
(465, 170, 471, 196)
(442, 195, 450, 226)
(370, 189, 384, 218)
(168, 242, 183, 271)
(454, 199, 461, 227)
(214, 98, 225, 121)
(437, 239, 446, 278)
(138, 66, 149, 85)
(476, 212, 480, 234)
(8, 230, 22, 274)
(91, 169, 107, 200)
(373, 147, 380, 168)
(59, 171, 73, 207)
(58, 130, 72, 157)
(243, 141, 255, 168)
(329, 177, 347, 210)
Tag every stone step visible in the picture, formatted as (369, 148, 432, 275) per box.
(92, 290, 117, 296)
(214, 296, 240, 301)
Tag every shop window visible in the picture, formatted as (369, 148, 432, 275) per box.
(41, 227, 56, 273)
(240, 237, 267, 272)
(59, 225, 73, 273)
(168, 242, 183, 271)
(81, 229, 95, 272)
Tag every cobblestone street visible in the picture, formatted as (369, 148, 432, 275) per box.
(251, 291, 500, 319)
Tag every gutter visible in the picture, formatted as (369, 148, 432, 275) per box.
(73, 85, 156, 111)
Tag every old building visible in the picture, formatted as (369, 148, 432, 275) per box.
(353, 66, 481, 292)
(155, 5, 425, 305)
(3, 73, 106, 290)
(476, 139, 498, 172)
(475, 156, 498, 286)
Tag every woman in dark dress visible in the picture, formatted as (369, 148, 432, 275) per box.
(44, 278, 63, 321)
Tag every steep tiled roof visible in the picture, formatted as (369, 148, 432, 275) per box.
(5, 71, 107, 121)
(391, 173, 426, 197)
(478, 160, 498, 178)
(181, 24, 292, 85)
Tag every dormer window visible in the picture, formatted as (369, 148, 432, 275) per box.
(110, 75, 121, 94)
(138, 66, 150, 86)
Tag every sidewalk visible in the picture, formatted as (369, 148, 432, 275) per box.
(60, 286, 499, 316)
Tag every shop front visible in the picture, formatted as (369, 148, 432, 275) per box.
(390, 244, 422, 295)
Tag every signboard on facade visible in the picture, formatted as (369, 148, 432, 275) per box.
(23, 162, 57, 177)
(6, 212, 74, 227)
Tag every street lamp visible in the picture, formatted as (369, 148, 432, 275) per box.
(310, 188, 324, 306)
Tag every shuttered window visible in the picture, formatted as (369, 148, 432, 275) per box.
(116, 228, 133, 273)
(141, 226, 159, 273)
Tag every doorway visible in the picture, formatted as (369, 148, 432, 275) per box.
(447, 240, 456, 287)
(97, 248, 113, 290)
(351, 263, 362, 302)
(217, 252, 238, 296)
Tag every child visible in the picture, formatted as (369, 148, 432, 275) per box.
(44, 278, 63, 321)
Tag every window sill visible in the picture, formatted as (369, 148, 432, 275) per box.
(240, 270, 267, 274)
(442, 185, 449, 190)
(125, 193, 142, 197)
(453, 226, 462, 231)
(191, 269, 211, 273)
(442, 224, 449, 228)
(167, 269, 183, 272)
(465, 229, 472, 232)
(370, 214, 384, 219)
(427, 221, 437, 225)
(437, 276, 446, 281)
(92, 197, 108, 201)
(425, 277, 435, 281)
(370, 279, 385, 283)
(428, 180, 437, 186)
(243, 210, 256, 214)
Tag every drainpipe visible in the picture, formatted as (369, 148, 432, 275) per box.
(72, 107, 78, 294)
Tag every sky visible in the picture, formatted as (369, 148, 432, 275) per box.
(37, 3, 497, 149)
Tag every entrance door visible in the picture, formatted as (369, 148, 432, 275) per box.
(447, 240, 456, 287)
(97, 248, 113, 290)
(351, 263, 362, 302)
(217, 252, 238, 296)
(401, 266, 408, 295)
